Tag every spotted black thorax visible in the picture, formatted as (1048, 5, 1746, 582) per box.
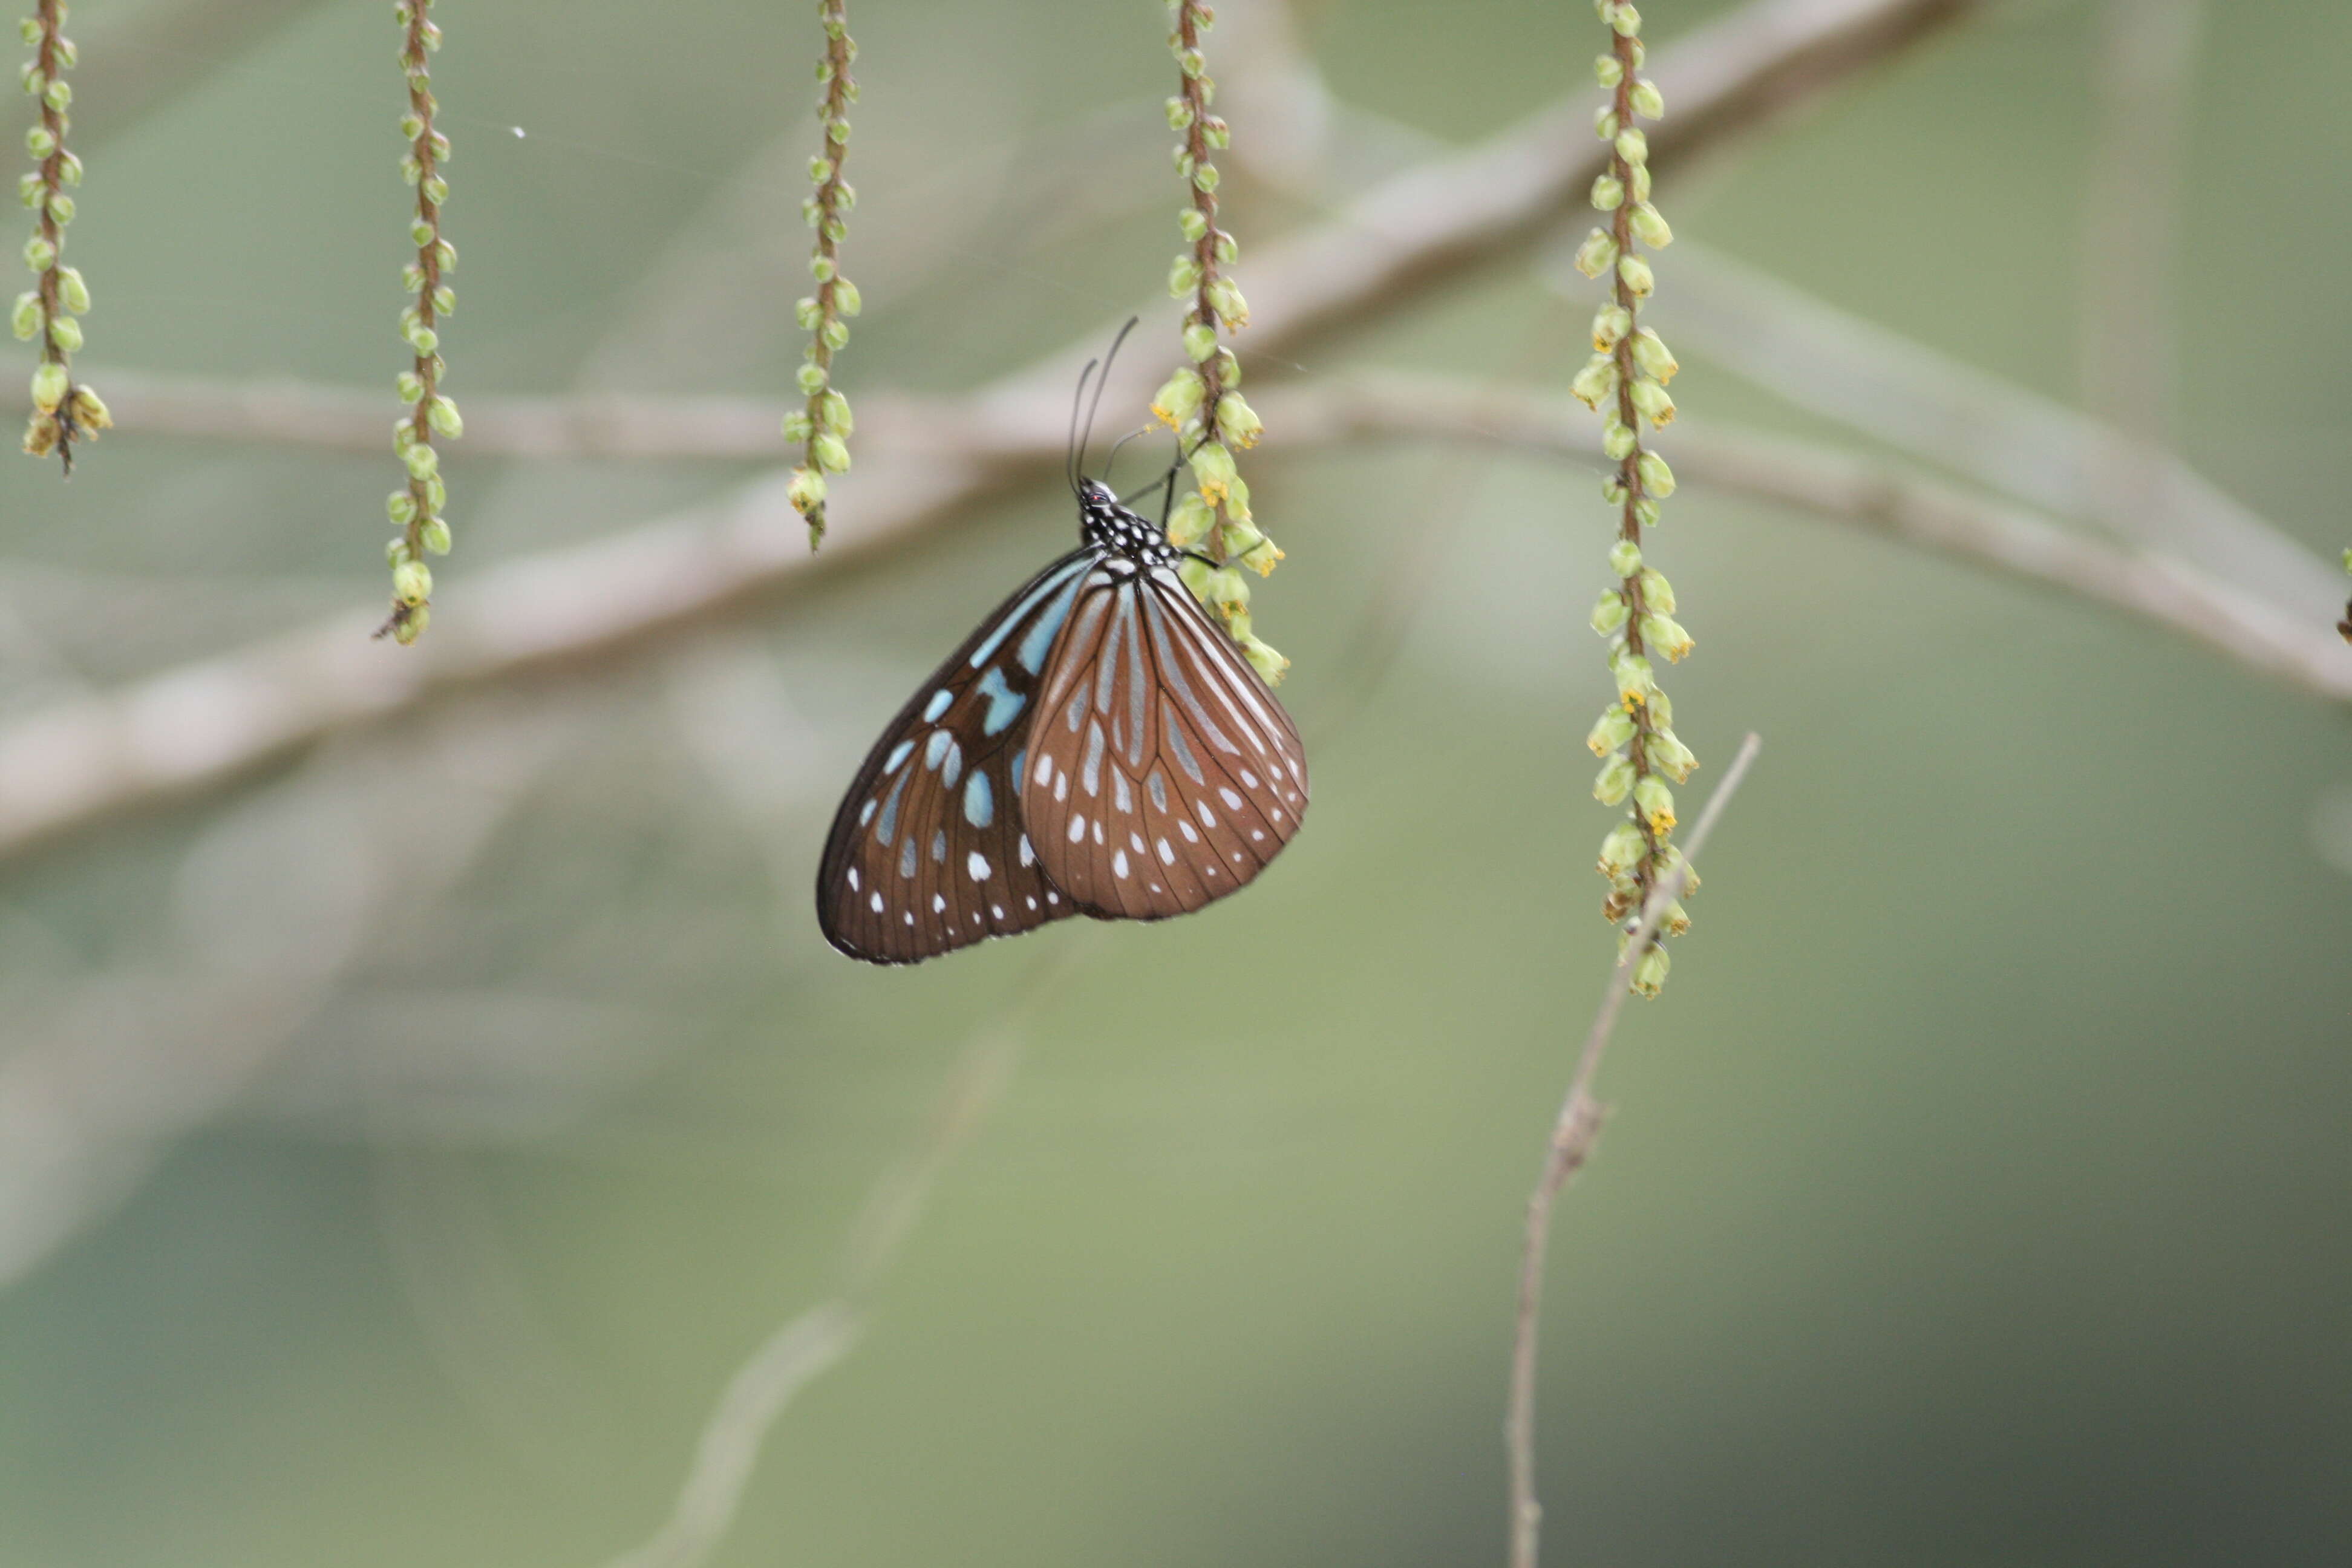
(1076, 479, 1181, 568)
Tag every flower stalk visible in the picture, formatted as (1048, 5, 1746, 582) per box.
(15, 0, 106, 471)
(1151, 0, 1286, 685)
(783, 0, 860, 550)
(1572, 1, 1695, 996)
(379, 0, 459, 647)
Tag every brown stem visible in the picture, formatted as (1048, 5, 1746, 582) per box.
(27, 0, 80, 474)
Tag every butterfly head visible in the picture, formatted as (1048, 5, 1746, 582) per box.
(1076, 477, 1177, 564)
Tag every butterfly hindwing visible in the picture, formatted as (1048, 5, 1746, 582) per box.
(1019, 563, 1308, 920)
(816, 548, 1099, 963)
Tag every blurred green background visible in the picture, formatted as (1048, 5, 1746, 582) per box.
(1, 1, 2349, 1564)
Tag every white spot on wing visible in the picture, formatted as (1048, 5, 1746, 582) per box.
(967, 852, 991, 881)
(1068, 814, 1086, 843)
(1112, 849, 1130, 879)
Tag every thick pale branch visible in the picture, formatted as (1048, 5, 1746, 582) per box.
(2, 372, 2345, 864)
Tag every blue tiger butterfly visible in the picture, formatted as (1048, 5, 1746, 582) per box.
(817, 328, 1308, 964)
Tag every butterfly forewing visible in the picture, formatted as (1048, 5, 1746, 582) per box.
(1019, 563, 1308, 919)
(817, 548, 1099, 962)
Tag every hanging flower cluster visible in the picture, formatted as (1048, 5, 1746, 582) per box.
(783, 0, 861, 549)
(15, 0, 107, 469)
(1570, 1, 1697, 997)
(1148, 0, 1285, 684)
(379, 0, 461, 645)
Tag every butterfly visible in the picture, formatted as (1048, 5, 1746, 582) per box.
(816, 338, 1308, 965)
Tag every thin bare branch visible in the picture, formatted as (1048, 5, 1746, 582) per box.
(1506, 732, 1763, 1568)
(1650, 242, 2345, 621)
(1287, 377, 2352, 705)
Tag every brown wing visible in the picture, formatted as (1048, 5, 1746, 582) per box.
(817, 549, 1097, 963)
(1019, 563, 1307, 920)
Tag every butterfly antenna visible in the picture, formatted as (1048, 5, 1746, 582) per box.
(1074, 317, 1139, 485)
(1067, 356, 1100, 497)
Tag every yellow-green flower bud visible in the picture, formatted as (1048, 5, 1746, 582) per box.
(24, 124, 54, 157)
(1601, 420, 1637, 461)
(1593, 753, 1636, 805)
(1241, 636, 1289, 685)
(1590, 172, 1624, 212)
(1178, 555, 1215, 600)
(1183, 322, 1217, 362)
(820, 318, 850, 351)
(1587, 707, 1636, 757)
(1617, 253, 1655, 298)
(1206, 277, 1248, 328)
(1630, 79, 1664, 120)
(1637, 567, 1674, 612)
(1590, 589, 1631, 635)
(1630, 943, 1669, 999)
(388, 491, 418, 525)
(421, 517, 452, 555)
(1609, 4, 1643, 38)
(812, 431, 851, 472)
(1608, 539, 1643, 577)
(393, 560, 433, 607)
(8, 291, 36, 341)
(1647, 730, 1697, 782)
(1570, 353, 1619, 410)
(1166, 489, 1215, 548)
(833, 278, 861, 316)
(45, 314, 79, 352)
(426, 396, 462, 437)
(1189, 441, 1237, 501)
(780, 410, 813, 442)
(786, 465, 828, 515)
(1628, 377, 1674, 426)
(796, 361, 828, 394)
(28, 360, 65, 412)
(1612, 650, 1655, 708)
(1628, 201, 1672, 249)
(1628, 327, 1676, 383)
(818, 388, 852, 435)
(22, 234, 54, 271)
(1633, 498, 1661, 529)
(1572, 227, 1619, 279)
(56, 266, 86, 315)
(1216, 391, 1263, 448)
(1641, 613, 1693, 661)
(402, 442, 440, 482)
(1177, 207, 1208, 243)
(1151, 368, 1206, 429)
(1597, 819, 1647, 872)
(395, 370, 424, 403)
(1633, 775, 1675, 834)
(391, 605, 431, 646)
(1592, 305, 1632, 350)
(1165, 94, 1194, 131)
(1636, 449, 1675, 497)
(1613, 127, 1648, 166)
(1593, 107, 1618, 142)
(1168, 255, 1201, 298)
(1594, 53, 1623, 87)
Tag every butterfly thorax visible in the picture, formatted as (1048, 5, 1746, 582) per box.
(1077, 481, 1180, 567)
